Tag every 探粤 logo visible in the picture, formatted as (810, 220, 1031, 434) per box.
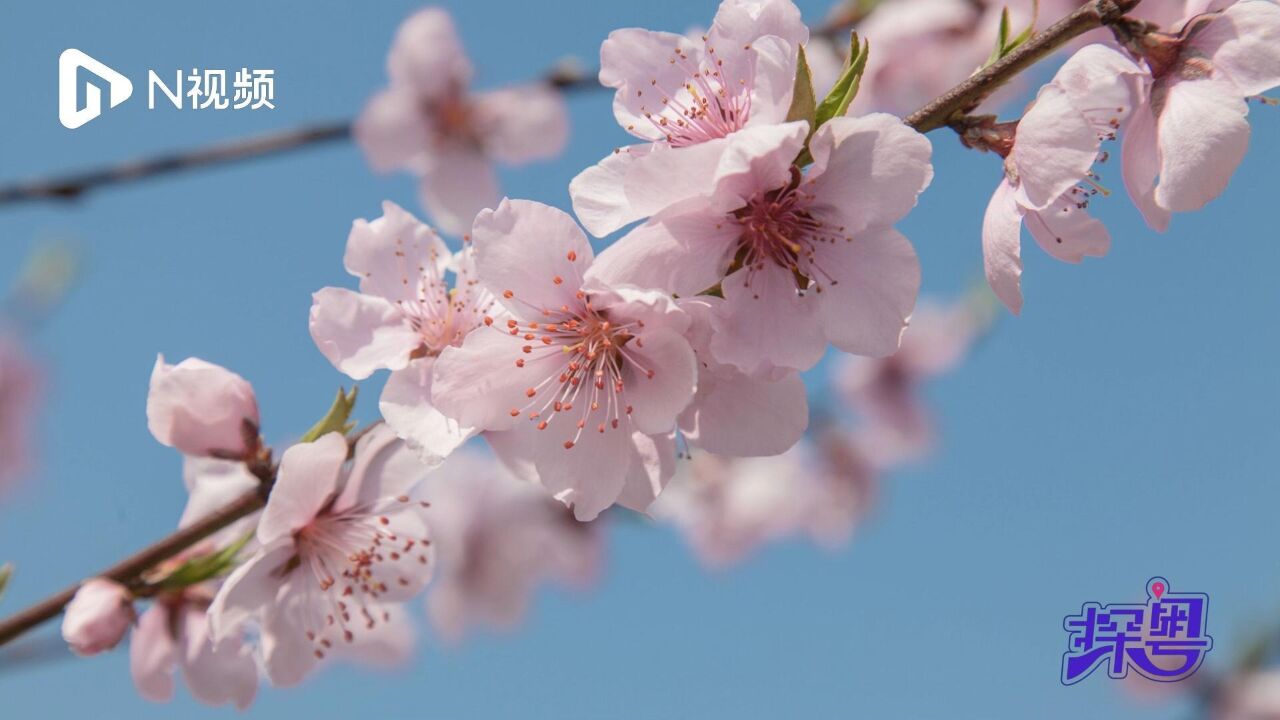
(57, 48, 276, 130)
(1062, 577, 1213, 685)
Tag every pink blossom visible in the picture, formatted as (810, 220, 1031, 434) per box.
(429, 199, 698, 520)
(588, 114, 930, 376)
(207, 426, 434, 686)
(1212, 669, 1280, 719)
(355, 8, 569, 236)
(1121, 0, 1280, 230)
(310, 201, 494, 464)
(146, 356, 260, 460)
(569, 0, 809, 236)
(981, 44, 1144, 313)
(653, 434, 875, 567)
(62, 578, 135, 656)
(0, 331, 39, 493)
(836, 301, 977, 464)
(418, 450, 600, 643)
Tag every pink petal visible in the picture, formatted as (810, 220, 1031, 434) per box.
(386, 8, 472, 99)
(680, 365, 807, 456)
(619, 138, 733, 219)
(617, 327, 698, 436)
(178, 606, 258, 710)
(1121, 96, 1172, 231)
(569, 144, 652, 238)
(344, 200, 451, 304)
(1024, 194, 1111, 263)
(130, 606, 177, 703)
(258, 596, 316, 688)
(814, 226, 921, 358)
(431, 329, 565, 431)
(1009, 84, 1102, 211)
(147, 356, 259, 459)
(207, 539, 295, 641)
(380, 358, 476, 466)
(179, 457, 259, 548)
(471, 199, 593, 315)
(256, 433, 347, 544)
(981, 180, 1026, 314)
(808, 114, 934, 232)
(474, 84, 570, 164)
(338, 605, 417, 668)
(419, 145, 500, 237)
(1192, 0, 1280, 97)
(353, 89, 431, 173)
(586, 202, 740, 298)
(309, 287, 419, 380)
(704, 121, 810, 209)
(709, 0, 808, 48)
(334, 423, 431, 514)
(599, 28, 703, 142)
(711, 264, 827, 375)
(1050, 44, 1145, 121)
(617, 432, 679, 513)
(1153, 77, 1250, 213)
(529, 421, 633, 520)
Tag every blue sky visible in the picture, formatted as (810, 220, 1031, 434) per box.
(1, 0, 1277, 717)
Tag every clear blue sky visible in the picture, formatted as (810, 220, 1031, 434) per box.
(1, 1, 1277, 717)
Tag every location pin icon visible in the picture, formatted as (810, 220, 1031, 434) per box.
(1149, 577, 1168, 600)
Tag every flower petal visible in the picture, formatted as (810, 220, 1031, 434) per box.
(1152, 77, 1250, 214)
(258, 596, 316, 688)
(814, 226, 921, 358)
(309, 288, 419, 380)
(680, 367, 808, 456)
(380, 358, 477, 467)
(981, 179, 1025, 314)
(1009, 84, 1100, 211)
(620, 327, 698, 436)
(130, 606, 176, 703)
(530, 422, 633, 521)
(206, 539, 295, 641)
(471, 199, 593, 314)
(431, 329, 565, 431)
(353, 89, 431, 173)
(334, 423, 431, 514)
(569, 144, 652, 237)
(1121, 95, 1172, 231)
(599, 28, 703, 142)
(256, 433, 348, 545)
(344, 200, 452, 304)
(178, 606, 258, 710)
(1024, 193, 1111, 263)
(808, 114, 934, 232)
(1191, 0, 1280, 97)
(386, 8, 472, 99)
(474, 84, 570, 164)
(711, 264, 827, 375)
(419, 145, 500, 237)
(586, 202, 740, 299)
(617, 432, 678, 513)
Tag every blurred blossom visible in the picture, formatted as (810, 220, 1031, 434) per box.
(418, 450, 601, 643)
(355, 8, 569, 235)
(146, 356, 260, 460)
(1214, 669, 1280, 719)
(836, 300, 978, 465)
(62, 579, 135, 656)
(0, 330, 39, 494)
(653, 434, 875, 568)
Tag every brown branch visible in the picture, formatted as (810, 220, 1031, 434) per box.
(0, 488, 265, 648)
(904, 0, 1142, 133)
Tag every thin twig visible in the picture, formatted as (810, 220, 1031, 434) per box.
(0, 488, 266, 648)
(904, 0, 1142, 132)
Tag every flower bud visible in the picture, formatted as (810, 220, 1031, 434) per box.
(147, 355, 260, 459)
(62, 578, 135, 656)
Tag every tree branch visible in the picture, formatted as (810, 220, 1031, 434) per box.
(0, 488, 265, 648)
(904, 0, 1142, 133)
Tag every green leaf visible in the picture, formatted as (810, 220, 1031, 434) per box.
(813, 32, 870, 130)
(785, 45, 817, 125)
(156, 532, 254, 591)
(986, 8, 1013, 66)
(300, 386, 358, 443)
(984, 3, 1038, 67)
(0, 563, 12, 604)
